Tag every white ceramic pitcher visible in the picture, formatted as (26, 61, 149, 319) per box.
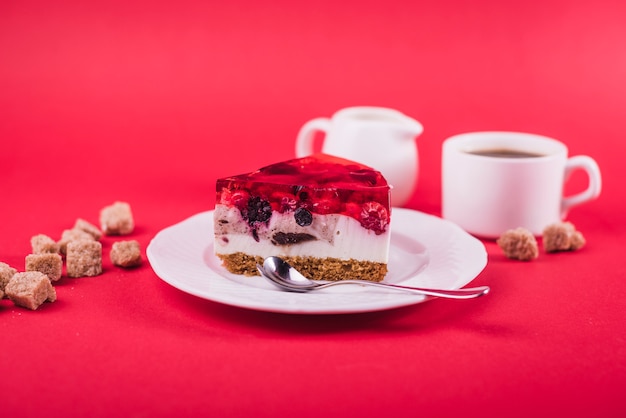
(295, 106, 423, 207)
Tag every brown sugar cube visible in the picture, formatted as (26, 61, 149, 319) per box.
(66, 240, 103, 277)
(110, 240, 142, 268)
(100, 201, 134, 235)
(25, 253, 63, 282)
(58, 228, 95, 255)
(542, 222, 586, 253)
(5, 271, 57, 310)
(497, 227, 539, 261)
(31, 234, 60, 254)
(73, 218, 103, 240)
(0, 261, 18, 298)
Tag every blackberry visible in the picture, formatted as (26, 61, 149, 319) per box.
(294, 207, 313, 226)
(298, 190, 309, 201)
(243, 196, 272, 225)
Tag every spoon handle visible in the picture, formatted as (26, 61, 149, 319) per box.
(314, 281, 490, 299)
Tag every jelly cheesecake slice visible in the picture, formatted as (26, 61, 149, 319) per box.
(214, 154, 391, 282)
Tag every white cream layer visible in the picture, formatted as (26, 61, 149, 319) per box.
(214, 204, 390, 263)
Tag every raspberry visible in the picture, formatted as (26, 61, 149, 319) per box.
(359, 201, 389, 235)
(220, 189, 249, 210)
(231, 191, 250, 210)
(309, 190, 341, 214)
(294, 207, 313, 226)
(311, 198, 341, 215)
(219, 188, 233, 205)
(271, 191, 298, 213)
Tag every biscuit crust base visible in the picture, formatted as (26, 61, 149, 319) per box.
(217, 252, 387, 282)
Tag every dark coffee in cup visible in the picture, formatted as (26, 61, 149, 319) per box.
(466, 148, 544, 158)
(442, 131, 602, 237)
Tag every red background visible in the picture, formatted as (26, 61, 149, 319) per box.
(1, 1, 625, 417)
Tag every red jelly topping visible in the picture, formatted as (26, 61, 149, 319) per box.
(216, 154, 391, 234)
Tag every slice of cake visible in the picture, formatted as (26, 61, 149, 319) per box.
(214, 154, 391, 282)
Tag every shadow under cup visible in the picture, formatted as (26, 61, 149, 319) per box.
(441, 132, 601, 239)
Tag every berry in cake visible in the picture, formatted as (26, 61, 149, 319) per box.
(214, 154, 391, 282)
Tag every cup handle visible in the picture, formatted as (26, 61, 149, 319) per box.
(561, 155, 602, 217)
(295, 117, 331, 157)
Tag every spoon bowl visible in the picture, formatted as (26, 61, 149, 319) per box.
(258, 256, 490, 300)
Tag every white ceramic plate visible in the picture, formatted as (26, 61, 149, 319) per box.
(147, 208, 487, 314)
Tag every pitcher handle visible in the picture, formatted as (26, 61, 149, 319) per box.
(295, 117, 331, 157)
(561, 155, 602, 217)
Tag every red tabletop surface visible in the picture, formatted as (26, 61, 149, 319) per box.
(2, 1, 625, 417)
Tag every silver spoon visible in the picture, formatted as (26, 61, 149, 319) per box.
(257, 256, 490, 299)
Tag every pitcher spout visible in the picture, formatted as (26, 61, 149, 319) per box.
(400, 116, 423, 138)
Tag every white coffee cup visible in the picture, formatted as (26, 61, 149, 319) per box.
(442, 131, 602, 238)
(295, 106, 423, 207)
